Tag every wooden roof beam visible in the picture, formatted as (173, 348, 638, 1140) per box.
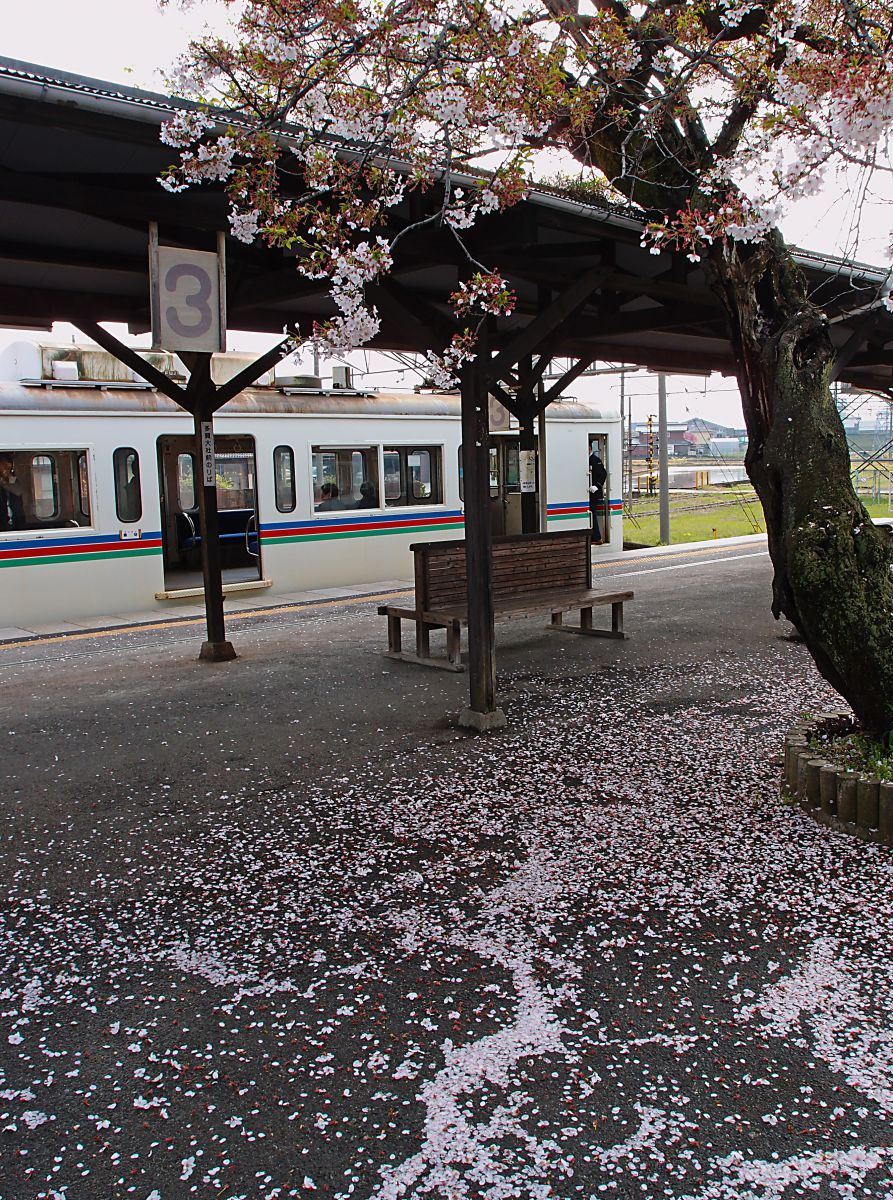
(485, 266, 610, 385)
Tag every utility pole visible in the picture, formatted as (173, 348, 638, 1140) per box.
(647, 415, 655, 495)
(619, 367, 625, 506)
(658, 372, 670, 545)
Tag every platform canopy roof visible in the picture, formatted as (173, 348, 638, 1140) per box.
(0, 56, 890, 392)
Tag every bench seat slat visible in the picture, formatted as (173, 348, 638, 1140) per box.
(420, 589, 632, 623)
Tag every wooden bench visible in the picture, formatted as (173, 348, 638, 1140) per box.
(378, 529, 633, 671)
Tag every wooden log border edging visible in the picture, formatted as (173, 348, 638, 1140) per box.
(782, 710, 893, 846)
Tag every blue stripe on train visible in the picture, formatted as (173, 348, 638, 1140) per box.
(0, 530, 163, 551)
(259, 509, 464, 533)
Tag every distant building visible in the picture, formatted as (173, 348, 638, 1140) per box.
(629, 417, 746, 459)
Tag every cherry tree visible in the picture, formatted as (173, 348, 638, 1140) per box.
(163, 0, 893, 731)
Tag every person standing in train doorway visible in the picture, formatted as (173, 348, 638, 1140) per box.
(0, 453, 26, 531)
(588, 443, 607, 545)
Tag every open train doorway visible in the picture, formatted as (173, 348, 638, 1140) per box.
(588, 433, 609, 545)
(157, 434, 261, 591)
(489, 435, 525, 536)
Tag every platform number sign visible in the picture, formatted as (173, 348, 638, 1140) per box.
(149, 237, 226, 354)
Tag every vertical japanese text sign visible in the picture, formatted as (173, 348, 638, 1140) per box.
(518, 450, 536, 493)
(149, 231, 226, 354)
(201, 422, 216, 486)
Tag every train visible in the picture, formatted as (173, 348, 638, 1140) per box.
(0, 343, 623, 630)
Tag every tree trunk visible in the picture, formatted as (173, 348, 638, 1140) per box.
(708, 230, 893, 735)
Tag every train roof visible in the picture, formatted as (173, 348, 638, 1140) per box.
(0, 381, 618, 422)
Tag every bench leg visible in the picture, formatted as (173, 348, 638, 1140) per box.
(416, 618, 431, 659)
(547, 603, 627, 639)
(612, 601, 624, 636)
(447, 620, 462, 668)
(387, 612, 402, 655)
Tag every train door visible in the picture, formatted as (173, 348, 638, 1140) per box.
(489, 435, 523, 536)
(459, 436, 534, 535)
(588, 433, 609, 544)
(157, 434, 261, 589)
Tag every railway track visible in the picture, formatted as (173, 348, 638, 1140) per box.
(625, 494, 760, 519)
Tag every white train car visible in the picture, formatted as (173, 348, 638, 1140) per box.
(0, 345, 623, 630)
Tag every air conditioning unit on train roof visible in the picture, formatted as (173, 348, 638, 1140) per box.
(276, 374, 323, 390)
(331, 364, 353, 389)
(0, 341, 42, 383)
(210, 353, 274, 388)
(52, 359, 79, 381)
(38, 345, 132, 384)
(35, 345, 188, 386)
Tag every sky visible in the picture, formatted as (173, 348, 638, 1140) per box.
(3, 0, 891, 429)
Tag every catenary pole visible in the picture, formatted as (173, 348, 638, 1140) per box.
(658, 372, 670, 545)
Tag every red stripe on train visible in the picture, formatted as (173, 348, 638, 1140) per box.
(0, 539, 163, 561)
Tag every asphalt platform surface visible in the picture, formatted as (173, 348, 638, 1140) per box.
(2, 540, 893, 1200)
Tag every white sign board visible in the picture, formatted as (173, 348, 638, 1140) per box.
(201, 421, 216, 486)
(519, 450, 536, 493)
(152, 246, 224, 353)
(488, 395, 512, 432)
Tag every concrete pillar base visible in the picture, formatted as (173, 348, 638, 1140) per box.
(458, 706, 507, 732)
(199, 640, 237, 663)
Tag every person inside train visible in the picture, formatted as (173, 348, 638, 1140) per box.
(354, 480, 379, 509)
(0, 453, 27, 531)
(317, 482, 347, 511)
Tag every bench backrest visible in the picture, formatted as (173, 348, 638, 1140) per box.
(410, 530, 592, 610)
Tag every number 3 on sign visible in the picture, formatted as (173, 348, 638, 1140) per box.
(152, 246, 225, 353)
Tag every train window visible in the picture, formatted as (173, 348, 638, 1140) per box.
(489, 447, 499, 497)
(215, 451, 255, 510)
(0, 450, 93, 530)
(311, 446, 378, 511)
(177, 454, 196, 510)
(31, 454, 59, 521)
(78, 453, 92, 520)
(458, 446, 500, 500)
(273, 446, 296, 513)
(409, 450, 436, 501)
(503, 443, 521, 493)
(383, 451, 402, 503)
(113, 448, 142, 522)
(383, 447, 441, 506)
(0, 452, 31, 530)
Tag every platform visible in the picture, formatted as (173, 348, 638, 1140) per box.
(7, 533, 891, 1200)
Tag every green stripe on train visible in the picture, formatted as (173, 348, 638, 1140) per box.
(0, 546, 163, 568)
(263, 521, 465, 545)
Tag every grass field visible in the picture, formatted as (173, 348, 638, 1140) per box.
(622, 488, 764, 546)
(622, 487, 893, 547)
